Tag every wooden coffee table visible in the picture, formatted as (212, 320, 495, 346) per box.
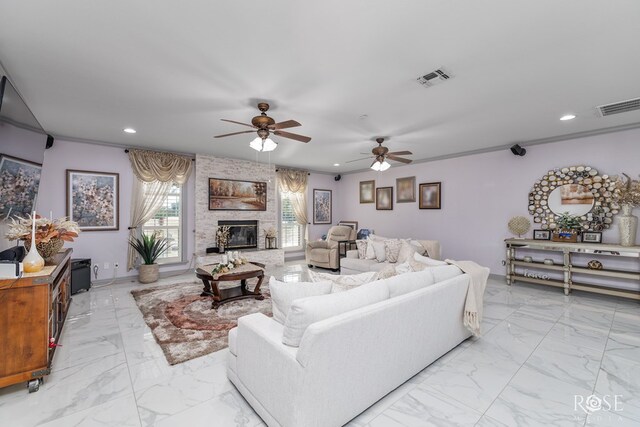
(195, 262, 265, 309)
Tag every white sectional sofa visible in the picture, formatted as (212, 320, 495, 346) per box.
(340, 239, 441, 275)
(227, 266, 475, 427)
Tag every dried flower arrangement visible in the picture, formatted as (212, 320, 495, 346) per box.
(612, 173, 640, 207)
(264, 226, 277, 238)
(216, 225, 231, 247)
(5, 214, 80, 243)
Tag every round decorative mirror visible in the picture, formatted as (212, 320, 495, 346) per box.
(528, 165, 618, 231)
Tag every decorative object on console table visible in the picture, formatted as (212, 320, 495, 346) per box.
(533, 229, 551, 240)
(582, 231, 603, 243)
(551, 212, 581, 243)
(128, 232, 170, 283)
(418, 182, 441, 209)
(22, 212, 45, 273)
(5, 213, 80, 265)
(67, 169, 119, 231)
(587, 260, 604, 270)
(208, 178, 267, 211)
(313, 189, 332, 224)
(359, 180, 375, 204)
(376, 187, 393, 210)
(508, 216, 531, 238)
(612, 173, 640, 247)
(396, 176, 416, 203)
(0, 154, 42, 218)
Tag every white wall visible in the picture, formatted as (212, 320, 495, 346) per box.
(37, 139, 195, 280)
(336, 127, 640, 275)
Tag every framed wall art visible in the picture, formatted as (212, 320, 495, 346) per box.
(533, 229, 551, 240)
(582, 231, 602, 243)
(67, 170, 119, 231)
(396, 176, 416, 203)
(419, 182, 441, 209)
(376, 187, 393, 210)
(313, 189, 332, 224)
(0, 154, 42, 218)
(359, 180, 375, 203)
(208, 178, 267, 211)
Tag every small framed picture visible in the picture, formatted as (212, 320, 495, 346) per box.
(313, 189, 332, 224)
(533, 229, 551, 240)
(359, 180, 375, 204)
(582, 231, 602, 244)
(419, 182, 441, 209)
(376, 187, 393, 210)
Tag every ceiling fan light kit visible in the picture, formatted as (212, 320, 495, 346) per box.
(349, 137, 413, 172)
(214, 102, 311, 152)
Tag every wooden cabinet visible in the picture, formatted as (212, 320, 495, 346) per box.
(0, 249, 72, 392)
(505, 239, 640, 300)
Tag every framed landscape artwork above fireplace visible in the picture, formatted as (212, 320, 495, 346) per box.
(209, 178, 267, 211)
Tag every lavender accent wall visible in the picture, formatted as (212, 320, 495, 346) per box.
(36, 139, 195, 280)
(336, 127, 640, 275)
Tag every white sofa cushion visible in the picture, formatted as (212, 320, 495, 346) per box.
(282, 280, 390, 347)
(383, 270, 436, 298)
(371, 240, 387, 262)
(340, 258, 391, 273)
(309, 270, 379, 293)
(384, 239, 403, 263)
(396, 240, 417, 264)
(414, 252, 448, 266)
(355, 240, 368, 259)
(269, 277, 333, 324)
(365, 237, 376, 259)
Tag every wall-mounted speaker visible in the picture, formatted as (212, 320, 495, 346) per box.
(510, 144, 526, 156)
(45, 134, 54, 149)
(334, 174, 341, 181)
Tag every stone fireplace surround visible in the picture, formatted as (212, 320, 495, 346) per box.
(195, 154, 284, 267)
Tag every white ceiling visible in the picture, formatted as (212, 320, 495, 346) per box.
(1, 1, 640, 172)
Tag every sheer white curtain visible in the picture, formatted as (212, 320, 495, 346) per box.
(277, 169, 309, 243)
(127, 149, 193, 270)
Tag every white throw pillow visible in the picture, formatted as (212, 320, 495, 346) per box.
(396, 240, 417, 264)
(282, 280, 390, 347)
(365, 237, 377, 259)
(394, 261, 413, 275)
(382, 270, 436, 299)
(309, 270, 379, 293)
(384, 239, 403, 263)
(409, 240, 427, 256)
(269, 277, 333, 324)
(414, 252, 448, 266)
(371, 240, 387, 262)
(355, 240, 368, 259)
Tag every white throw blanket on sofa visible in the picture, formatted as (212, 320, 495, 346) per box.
(445, 259, 489, 336)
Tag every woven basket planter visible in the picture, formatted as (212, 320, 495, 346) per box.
(25, 238, 65, 262)
(139, 264, 160, 284)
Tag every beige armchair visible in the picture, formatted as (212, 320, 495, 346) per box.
(306, 225, 357, 271)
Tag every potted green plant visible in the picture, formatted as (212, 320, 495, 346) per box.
(129, 232, 170, 283)
(552, 212, 582, 242)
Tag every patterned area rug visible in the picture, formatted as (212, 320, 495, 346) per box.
(131, 278, 272, 365)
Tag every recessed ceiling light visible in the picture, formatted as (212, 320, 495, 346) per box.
(123, 128, 137, 134)
(333, 163, 340, 167)
(559, 114, 576, 121)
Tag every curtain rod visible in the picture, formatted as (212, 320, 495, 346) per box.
(124, 149, 195, 161)
(275, 168, 310, 175)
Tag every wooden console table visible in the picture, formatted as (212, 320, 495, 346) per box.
(505, 239, 640, 300)
(0, 249, 72, 392)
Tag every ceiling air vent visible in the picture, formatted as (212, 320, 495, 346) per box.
(416, 67, 452, 88)
(597, 97, 640, 117)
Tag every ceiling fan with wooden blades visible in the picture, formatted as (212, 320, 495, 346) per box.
(347, 137, 413, 171)
(214, 102, 311, 151)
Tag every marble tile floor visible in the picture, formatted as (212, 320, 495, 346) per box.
(0, 260, 639, 426)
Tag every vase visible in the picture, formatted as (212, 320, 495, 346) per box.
(23, 212, 45, 273)
(618, 204, 638, 247)
(219, 244, 225, 254)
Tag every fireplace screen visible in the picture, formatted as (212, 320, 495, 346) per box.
(218, 220, 258, 249)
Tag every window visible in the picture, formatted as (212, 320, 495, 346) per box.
(280, 192, 303, 249)
(142, 184, 183, 263)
